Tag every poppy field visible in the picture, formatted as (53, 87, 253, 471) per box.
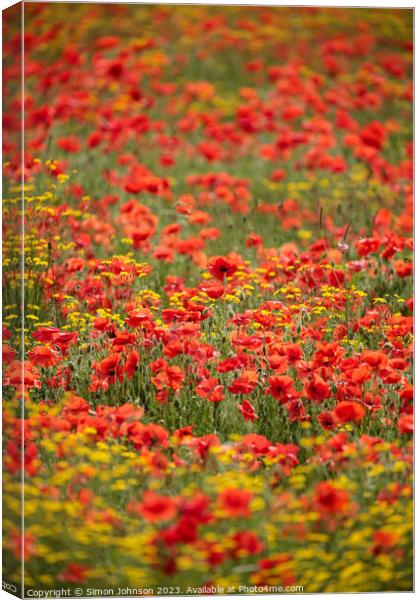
(2, 3, 413, 596)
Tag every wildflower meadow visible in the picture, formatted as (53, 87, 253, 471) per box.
(2, 3, 413, 596)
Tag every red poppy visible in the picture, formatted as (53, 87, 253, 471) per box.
(318, 410, 337, 430)
(199, 280, 225, 299)
(8, 530, 36, 560)
(2, 344, 16, 364)
(28, 345, 61, 367)
(217, 353, 248, 373)
(93, 353, 122, 384)
(207, 256, 238, 281)
(267, 375, 295, 403)
(63, 393, 90, 414)
(314, 481, 350, 514)
(240, 433, 271, 455)
(4, 361, 41, 393)
(359, 121, 387, 150)
(132, 491, 177, 522)
(393, 259, 412, 278)
(371, 531, 399, 556)
(305, 374, 331, 402)
(58, 563, 89, 583)
(237, 399, 258, 422)
(228, 370, 258, 395)
(196, 378, 224, 402)
(57, 136, 81, 153)
(362, 350, 388, 370)
(246, 232, 263, 248)
(334, 401, 366, 424)
(151, 364, 185, 392)
(32, 326, 60, 342)
(218, 488, 253, 517)
(123, 350, 139, 378)
(112, 333, 136, 348)
(398, 413, 413, 434)
(125, 309, 153, 327)
(355, 237, 380, 257)
(230, 531, 264, 558)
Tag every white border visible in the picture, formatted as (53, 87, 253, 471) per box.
(0, 2, 416, 600)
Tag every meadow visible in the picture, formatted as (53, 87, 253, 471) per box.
(2, 3, 413, 594)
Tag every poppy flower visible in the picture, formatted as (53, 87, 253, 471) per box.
(218, 488, 253, 517)
(217, 353, 248, 373)
(132, 491, 177, 522)
(151, 364, 185, 392)
(63, 393, 89, 414)
(199, 280, 225, 299)
(4, 361, 41, 392)
(228, 370, 258, 395)
(305, 374, 331, 402)
(196, 378, 224, 402)
(93, 353, 121, 384)
(398, 413, 413, 434)
(355, 237, 380, 257)
(284, 343, 303, 364)
(230, 531, 264, 557)
(267, 375, 295, 403)
(123, 350, 139, 378)
(2, 344, 16, 364)
(246, 232, 263, 248)
(237, 399, 258, 422)
(51, 331, 78, 351)
(271, 168, 286, 182)
(8, 530, 36, 561)
(125, 309, 153, 328)
(123, 422, 169, 450)
(112, 333, 136, 347)
(58, 563, 89, 583)
(334, 401, 366, 424)
(359, 121, 387, 150)
(28, 345, 61, 367)
(255, 553, 296, 587)
(345, 364, 372, 384)
(318, 410, 337, 430)
(362, 350, 388, 370)
(371, 531, 400, 556)
(239, 433, 271, 455)
(32, 326, 60, 342)
(92, 317, 110, 333)
(57, 136, 81, 153)
(393, 259, 412, 278)
(314, 481, 350, 514)
(207, 256, 238, 281)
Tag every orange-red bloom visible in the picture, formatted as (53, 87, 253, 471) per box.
(132, 492, 177, 523)
(314, 481, 350, 514)
(334, 401, 366, 424)
(218, 488, 253, 517)
(207, 256, 238, 281)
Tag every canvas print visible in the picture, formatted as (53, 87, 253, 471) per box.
(2, 2, 413, 597)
